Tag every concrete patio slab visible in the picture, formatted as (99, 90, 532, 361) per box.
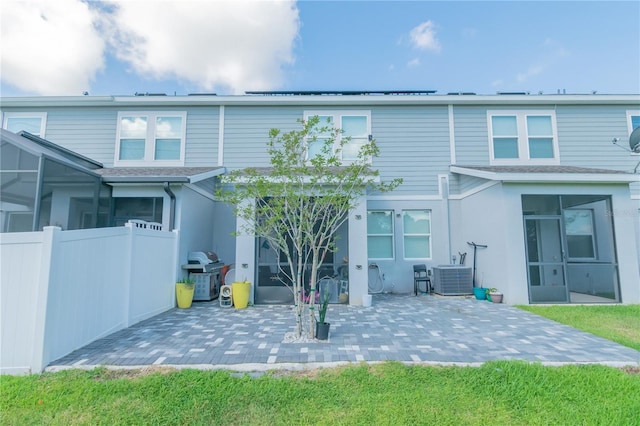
(47, 294, 640, 372)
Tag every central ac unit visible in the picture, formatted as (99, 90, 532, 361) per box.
(432, 266, 473, 295)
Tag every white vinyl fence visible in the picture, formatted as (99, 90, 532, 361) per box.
(1, 224, 178, 374)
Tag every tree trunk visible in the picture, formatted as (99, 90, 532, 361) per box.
(307, 253, 319, 339)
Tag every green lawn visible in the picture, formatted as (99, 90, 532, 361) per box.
(2, 362, 639, 425)
(518, 304, 640, 351)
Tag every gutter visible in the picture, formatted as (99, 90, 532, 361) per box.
(163, 182, 176, 231)
(450, 166, 638, 183)
(2, 94, 639, 108)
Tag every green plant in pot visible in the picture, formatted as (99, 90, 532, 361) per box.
(315, 289, 331, 340)
(176, 277, 196, 309)
(486, 287, 503, 303)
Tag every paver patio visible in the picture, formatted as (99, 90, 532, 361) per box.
(47, 294, 640, 371)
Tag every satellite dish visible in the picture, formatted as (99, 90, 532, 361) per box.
(629, 127, 640, 153)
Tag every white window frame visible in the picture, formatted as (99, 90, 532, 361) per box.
(487, 110, 559, 165)
(115, 111, 187, 167)
(304, 110, 372, 164)
(367, 210, 395, 260)
(627, 110, 640, 134)
(2, 112, 47, 137)
(564, 208, 597, 260)
(402, 209, 432, 260)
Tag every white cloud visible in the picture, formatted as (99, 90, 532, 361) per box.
(517, 65, 544, 83)
(1, 0, 105, 95)
(407, 58, 420, 68)
(100, 0, 300, 94)
(1, 0, 300, 95)
(513, 39, 569, 86)
(543, 38, 569, 57)
(409, 20, 441, 52)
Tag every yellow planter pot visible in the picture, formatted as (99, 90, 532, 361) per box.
(176, 283, 195, 309)
(231, 281, 251, 309)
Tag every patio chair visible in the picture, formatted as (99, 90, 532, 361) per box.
(413, 264, 431, 295)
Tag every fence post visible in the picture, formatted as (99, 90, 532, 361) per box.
(31, 226, 60, 373)
(123, 222, 135, 327)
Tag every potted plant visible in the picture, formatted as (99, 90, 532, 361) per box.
(315, 289, 331, 340)
(176, 277, 196, 309)
(473, 287, 487, 300)
(486, 288, 503, 303)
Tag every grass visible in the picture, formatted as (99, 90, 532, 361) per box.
(1, 362, 639, 425)
(517, 304, 640, 351)
(4, 305, 639, 424)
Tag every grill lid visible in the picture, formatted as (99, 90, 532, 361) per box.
(188, 251, 219, 264)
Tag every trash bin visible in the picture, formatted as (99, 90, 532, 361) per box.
(362, 294, 372, 307)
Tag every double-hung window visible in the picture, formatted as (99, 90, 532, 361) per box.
(304, 111, 371, 163)
(367, 210, 394, 259)
(488, 111, 559, 164)
(308, 115, 334, 160)
(403, 210, 431, 259)
(2, 112, 47, 137)
(115, 112, 186, 166)
(341, 115, 369, 160)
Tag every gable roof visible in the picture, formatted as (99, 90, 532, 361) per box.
(451, 165, 638, 183)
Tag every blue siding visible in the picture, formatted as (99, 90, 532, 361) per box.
(224, 105, 451, 196)
(452, 106, 490, 166)
(184, 107, 219, 167)
(372, 106, 450, 196)
(42, 108, 118, 166)
(3, 101, 637, 196)
(224, 106, 302, 169)
(23, 106, 220, 167)
(453, 105, 556, 166)
(556, 105, 637, 171)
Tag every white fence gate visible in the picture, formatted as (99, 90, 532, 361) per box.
(1, 224, 178, 374)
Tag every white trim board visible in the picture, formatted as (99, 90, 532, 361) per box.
(450, 166, 638, 183)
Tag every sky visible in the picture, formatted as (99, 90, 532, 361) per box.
(1, 0, 639, 97)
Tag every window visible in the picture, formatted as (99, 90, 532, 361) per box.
(367, 210, 394, 259)
(341, 115, 369, 160)
(115, 112, 186, 165)
(304, 111, 371, 162)
(564, 209, 595, 259)
(308, 115, 334, 160)
(627, 110, 640, 133)
(403, 210, 431, 259)
(488, 111, 558, 164)
(2, 112, 47, 137)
